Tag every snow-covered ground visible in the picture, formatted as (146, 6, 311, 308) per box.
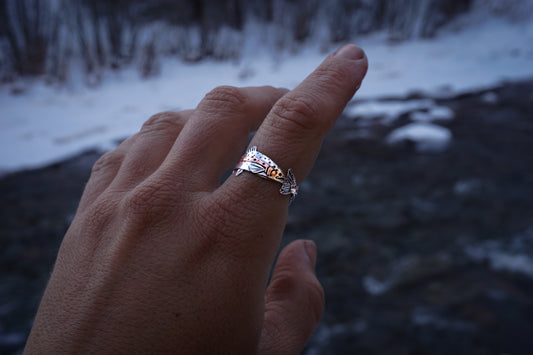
(1, 16, 532, 174)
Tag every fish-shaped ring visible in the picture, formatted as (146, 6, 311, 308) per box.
(234, 146, 298, 203)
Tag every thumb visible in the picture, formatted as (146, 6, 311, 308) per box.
(259, 240, 325, 354)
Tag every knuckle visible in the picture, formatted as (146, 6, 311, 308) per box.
(270, 268, 325, 323)
(91, 150, 124, 175)
(197, 195, 248, 244)
(201, 85, 248, 113)
(141, 111, 185, 134)
(81, 195, 119, 235)
(271, 94, 322, 133)
(121, 181, 177, 222)
(269, 269, 299, 295)
(191, 191, 269, 260)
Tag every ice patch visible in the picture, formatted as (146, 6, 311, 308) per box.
(386, 122, 452, 152)
(362, 276, 391, 295)
(344, 99, 434, 125)
(362, 254, 452, 296)
(453, 179, 483, 195)
(489, 254, 533, 276)
(480, 91, 499, 104)
(411, 307, 475, 331)
(465, 228, 533, 278)
(467, 248, 533, 278)
(307, 319, 368, 355)
(409, 106, 454, 122)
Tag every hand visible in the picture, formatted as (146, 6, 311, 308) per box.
(25, 44, 367, 354)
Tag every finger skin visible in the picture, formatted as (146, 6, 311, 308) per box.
(77, 110, 192, 212)
(159, 86, 288, 190)
(247, 44, 366, 179)
(77, 138, 134, 213)
(220, 45, 367, 210)
(209, 44, 367, 256)
(260, 240, 324, 354)
(110, 110, 192, 189)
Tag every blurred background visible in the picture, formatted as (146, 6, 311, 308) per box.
(1, 0, 533, 354)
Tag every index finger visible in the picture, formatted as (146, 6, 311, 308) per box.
(221, 44, 367, 208)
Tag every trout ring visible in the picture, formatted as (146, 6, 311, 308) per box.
(233, 146, 298, 203)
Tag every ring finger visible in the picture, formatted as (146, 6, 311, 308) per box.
(110, 110, 193, 190)
(157, 86, 288, 190)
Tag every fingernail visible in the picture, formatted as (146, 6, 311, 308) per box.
(303, 240, 317, 269)
(334, 44, 365, 60)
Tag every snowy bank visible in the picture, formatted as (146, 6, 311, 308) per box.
(1, 17, 533, 174)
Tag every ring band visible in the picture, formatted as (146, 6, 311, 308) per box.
(234, 146, 298, 203)
(234, 146, 286, 183)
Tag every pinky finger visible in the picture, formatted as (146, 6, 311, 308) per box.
(77, 138, 135, 213)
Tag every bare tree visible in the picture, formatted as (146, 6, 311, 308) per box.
(0, 0, 57, 77)
(0, 0, 477, 84)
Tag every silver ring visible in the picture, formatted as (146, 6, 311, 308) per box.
(234, 146, 298, 203)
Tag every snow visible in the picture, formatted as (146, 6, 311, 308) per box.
(466, 228, 533, 278)
(357, 17, 533, 98)
(411, 307, 475, 331)
(480, 91, 499, 104)
(453, 179, 483, 195)
(344, 99, 434, 125)
(410, 106, 454, 123)
(362, 276, 391, 295)
(386, 123, 452, 153)
(1, 16, 533, 173)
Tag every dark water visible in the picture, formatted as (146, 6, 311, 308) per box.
(1, 80, 533, 354)
(296, 80, 533, 354)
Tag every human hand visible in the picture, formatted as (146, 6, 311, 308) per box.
(25, 44, 367, 354)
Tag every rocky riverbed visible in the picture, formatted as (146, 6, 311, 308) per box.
(1, 79, 533, 354)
